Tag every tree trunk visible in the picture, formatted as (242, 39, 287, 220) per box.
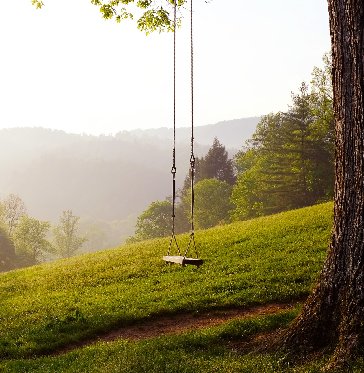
(281, 0, 364, 369)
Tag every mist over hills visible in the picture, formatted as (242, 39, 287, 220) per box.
(128, 117, 259, 150)
(0, 117, 259, 248)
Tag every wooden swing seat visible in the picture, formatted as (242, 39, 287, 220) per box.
(163, 255, 203, 267)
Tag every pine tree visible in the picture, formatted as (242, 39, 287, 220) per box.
(182, 138, 235, 194)
(201, 138, 236, 185)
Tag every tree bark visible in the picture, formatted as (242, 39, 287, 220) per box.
(281, 0, 364, 369)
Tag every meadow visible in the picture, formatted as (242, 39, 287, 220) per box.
(2, 202, 362, 372)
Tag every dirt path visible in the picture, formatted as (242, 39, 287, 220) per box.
(54, 301, 299, 355)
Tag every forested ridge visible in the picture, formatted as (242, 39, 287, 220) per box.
(0, 56, 333, 258)
(135, 55, 334, 241)
(0, 118, 257, 222)
(0, 118, 257, 265)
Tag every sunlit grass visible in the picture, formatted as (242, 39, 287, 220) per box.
(1, 310, 299, 373)
(0, 202, 332, 361)
(3, 308, 363, 372)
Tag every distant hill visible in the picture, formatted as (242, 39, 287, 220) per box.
(126, 117, 260, 151)
(0, 117, 259, 248)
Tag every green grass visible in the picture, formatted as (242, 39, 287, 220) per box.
(2, 309, 364, 372)
(0, 310, 299, 373)
(0, 202, 334, 370)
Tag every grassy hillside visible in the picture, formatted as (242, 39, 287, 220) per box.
(0, 202, 344, 372)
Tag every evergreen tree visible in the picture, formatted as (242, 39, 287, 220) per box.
(202, 138, 236, 185)
(232, 68, 334, 221)
(182, 138, 235, 195)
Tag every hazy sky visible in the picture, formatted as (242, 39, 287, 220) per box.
(0, 0, 330, 135)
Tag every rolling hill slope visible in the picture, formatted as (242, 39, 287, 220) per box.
(0, 202, 333, 361)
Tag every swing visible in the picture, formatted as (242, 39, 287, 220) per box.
(163, 0, 203, 268)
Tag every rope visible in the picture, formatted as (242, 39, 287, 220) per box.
(167, 0, 198, 259)
(168, 0, 181, 256)
(186, 0, 198, 258)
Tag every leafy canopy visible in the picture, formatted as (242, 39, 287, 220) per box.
(183, 178, 233, 229)
(134, 200, 171, 240)
(0, 226, 15, 272)
(0, 194, 27, 236)
(132, 199, 188, 241)
(231, 56, 334, 221)
(13, 216, 52, 266)
(33, 0, 186, 34)
(53, 210, 86, 259)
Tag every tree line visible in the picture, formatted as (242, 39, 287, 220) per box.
(0, 194, 86, 272)
(133, 54, 334, 241)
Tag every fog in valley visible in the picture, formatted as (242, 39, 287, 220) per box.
(0, 117, 258, 251)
